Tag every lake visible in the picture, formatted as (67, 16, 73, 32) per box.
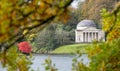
(0, 54, 89, 71)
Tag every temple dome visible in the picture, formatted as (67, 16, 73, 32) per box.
(77, 20, 97, 29)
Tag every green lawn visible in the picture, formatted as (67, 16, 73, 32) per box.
(51, 43, 92, 54)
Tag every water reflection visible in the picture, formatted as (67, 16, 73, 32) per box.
(0, 54, 89, 71)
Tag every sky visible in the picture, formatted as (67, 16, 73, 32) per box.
(71, 0, 85, 8)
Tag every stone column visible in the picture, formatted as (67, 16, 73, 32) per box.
(96, 32, 98, 41)
(89, 32, 91, 42)
(81, 32, 83, 42)
(98, 32, 100, 41)
(87, 32, 89, 42)
(93, 32, 95, 40)
(90, 32, 92, 42)
(85, 32, 87, 42)
(88, 32, 90, 42)
(95, 32, 96, 40)
(83, 32, 85, 42)
(91, 32, 93, 42)
(86, 32, 88, 42)
(92, 32, 94, 41)
(87, 32, 90, 42)
(84, 32, 86, 42)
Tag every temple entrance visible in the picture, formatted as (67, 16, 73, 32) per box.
(75, 20, 105, 43)
(83, 32, 98, 42)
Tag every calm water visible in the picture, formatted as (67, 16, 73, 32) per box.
(0, 54, 89, 71)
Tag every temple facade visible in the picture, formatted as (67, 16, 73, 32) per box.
(75, 20, 105, 43)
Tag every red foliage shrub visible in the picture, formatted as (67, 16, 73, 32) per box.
(18, 41, 32, 53)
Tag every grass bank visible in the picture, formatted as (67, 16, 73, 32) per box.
(51, 44, 92, 54)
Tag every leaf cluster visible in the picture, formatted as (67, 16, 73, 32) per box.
(0, 46, 33, 71)
(43, 57, 57, 71)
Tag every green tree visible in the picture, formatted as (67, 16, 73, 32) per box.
(63, 12, 79, 31)
(34, 24, 56, 53)
(34, 23, 75, 53)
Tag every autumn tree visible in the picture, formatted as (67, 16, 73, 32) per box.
(0, 0, 73, 51)
(76, 0, 120, 28)
(102, 2, 120, 41)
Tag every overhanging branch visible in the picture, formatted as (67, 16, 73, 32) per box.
(0, 0, 73, 52)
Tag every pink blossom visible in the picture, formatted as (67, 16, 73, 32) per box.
(18, 41, 32, 53)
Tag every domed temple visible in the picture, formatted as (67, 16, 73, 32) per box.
(75, 20, 105, 43)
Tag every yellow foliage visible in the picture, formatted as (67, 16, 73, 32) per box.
(17, 59, 28, 71)
(101, 61, 106, 71)
(23, 29, 28, 35)
(101, 2, 120, 41)
(45, 7, 57, 16)
(108, 30, 120, 41)
(89, 44, 101, 57)
(39, 1, 46, 8)
(0, 0, 72, 43)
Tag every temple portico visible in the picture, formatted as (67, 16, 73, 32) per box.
(75, 20, 105, 43)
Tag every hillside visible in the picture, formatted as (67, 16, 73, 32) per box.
(51, 44, 92, 54)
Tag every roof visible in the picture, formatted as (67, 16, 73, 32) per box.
(77, 20, 97, 29)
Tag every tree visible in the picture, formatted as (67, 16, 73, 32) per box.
(34, 23, 75, 53)
(0, 0, 73, 51)
(101, 2, 120, 41)
(76, 0, 120, 28)
(63, 12, 79, 31)
(34, 24, 56, 53)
